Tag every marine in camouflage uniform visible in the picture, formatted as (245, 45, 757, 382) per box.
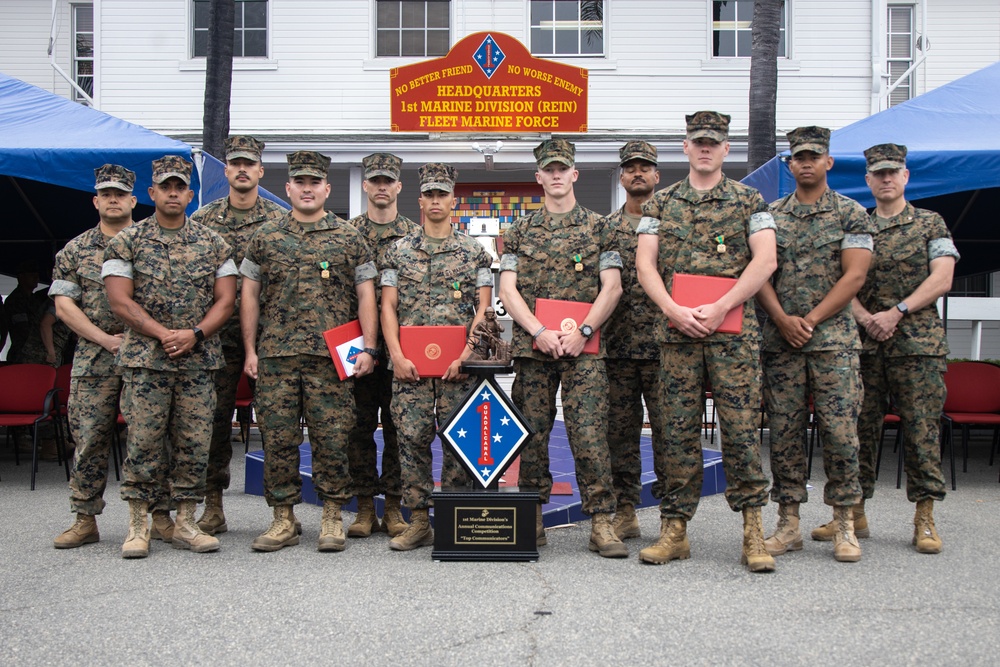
(103, 155, 237, 557)
(499, 139, 628, 558)
(635, 111, 777, 571)
(50, 165, 139, 548)
(3, 263, 41, 363)
(241, 150, 378, 553)
(345, 152, 420, 537)
(380, 163, 493, 550)
(17, 297, 73, 366)
(756, 126, 873, 562)
(189, 136, 286, 535)
(850, 143, 959, 554)
(604, 140, 666, 541)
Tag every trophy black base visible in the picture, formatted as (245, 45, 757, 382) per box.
(431, 487, 540, 562)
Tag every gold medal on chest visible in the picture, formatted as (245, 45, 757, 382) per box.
(319, 261, 330, 279)
(573, 254, 583, 272)
(452, 281, 461, 299)
(715, 235, 726, 254)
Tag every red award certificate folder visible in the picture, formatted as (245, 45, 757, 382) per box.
(533, 298, 599, 354)
(324, 319, 365, 380)
(670, 273, 743, 334)
(399, 326, 468, 378)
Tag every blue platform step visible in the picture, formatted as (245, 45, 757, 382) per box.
(245, 420, 725, 527)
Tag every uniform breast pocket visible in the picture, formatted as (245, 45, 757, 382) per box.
(132, 250, 168, 285)
(397, 264, 428, 299)
(79, 264, 105, 290)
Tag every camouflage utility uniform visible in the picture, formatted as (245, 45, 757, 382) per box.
(381, 229, 493, 509)
(638, 176, 774, 520)
(4, 284, 40, 363)
(17, 298, 73, 366)
(500, 204, 622, 514)
(103, 215, 235, 504)
(50, 226, 130, 515)
(604, 206, 665, 508)
(190, 193, 285, 496)
(347, 211, 419, 500)
(856, 203, 958, 502)
(763, 188, 873, 507)
(241, 212, 377, 507)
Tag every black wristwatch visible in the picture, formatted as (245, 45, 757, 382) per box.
(895, 302, 909, 316)
(363, 347, 379, 357)
(193, 327, 205, 342)
(580, 324, 595, 340)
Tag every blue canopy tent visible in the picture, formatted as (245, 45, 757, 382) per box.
(744, 61, 1000, 278)
(0, 72, 286, 280)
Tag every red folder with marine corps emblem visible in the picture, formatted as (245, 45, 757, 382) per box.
(399, 326, 468, 378)
(532, 298, 599, 354)
(670, 273, 743, 334)
(323, 319, 365, 381)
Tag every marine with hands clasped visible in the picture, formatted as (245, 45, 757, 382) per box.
(102, 155, 238, 558)
(498, 139, 628, 558)
(756, 126, 873, 563)
(189, 135, 286, 537)
(635, 111, 778, 572)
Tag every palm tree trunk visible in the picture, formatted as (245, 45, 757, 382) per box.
(748, 0, 782, 174)
(202, 0, 235, 160)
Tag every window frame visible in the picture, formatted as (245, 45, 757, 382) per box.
(71, 2, 94, 103)
(374, 0, 452, 59)
(191, 0, 270, 60)
(528, 0, 606, 58)
(886, 3, 916, 107)
(709, 0, 788, 60)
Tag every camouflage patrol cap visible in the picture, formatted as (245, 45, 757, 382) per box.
(686, 111, 731, 142)
(363, 153, 402, 180)
(225, 135, 264, 162)
(151, 155, 193, 185)
(94, 164, 136, 192)
(418, 162, 458, 193)
(787, 126, 831, 155)
(287, 150, 331, 179)
(864, 143, 907, 172)
(619, 140, 658, 166)
(533, 139, 575, 168)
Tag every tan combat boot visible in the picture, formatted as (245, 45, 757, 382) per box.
(289, 507, 303, 535)
(388, 508, 433, 551)
(122, 500, 150, 559)
(348, 496, 380, 538)
(54, 513, 99, 549)
(611, 504, 641, 540)
(913, 499, 942, 554)
(831, 505, 862, 562)
(149, 510, 175, 542)
(741, 506, 776, 572)
(639, 518, 690, 564)
(252, 505, 299, 552)
(382, 495, 409, 537)
(588, 513, 629, 558)
(764, 502, 802, 556)
(196, 490, 228, 536)
(319, 502, 347, 552)
(536, 504, 547, 546)
(171, 500, 220, 553)
(811, 500, 869, 540)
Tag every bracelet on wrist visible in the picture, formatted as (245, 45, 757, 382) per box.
(363, 347, 379, 357)
(532, 326, 547, 340)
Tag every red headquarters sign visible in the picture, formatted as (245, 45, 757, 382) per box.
(390, 32, 588, 133)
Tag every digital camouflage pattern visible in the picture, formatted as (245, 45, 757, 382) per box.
(763, 349, 863, 506)
(190, 191, 286, 494)
(865, 143, 907, 172)
(225, 135, 264, 162)
(65, 375, 124, 514)
(362, 152, 402, 180)
(151, 155, 192, 184)
(533, 138, 575, 167)
(638, 175, 774, 519)
(500, 203, 622, 360)
(102, 214, 235, 371)
(119, 367, 216, 503)
(500, 201, 621, 514)
(287, 150, 330, 179)
(763, 188, 874, 353)
(241, 211, 376, 359)
(381, 228, 491, 508)
(346, 211, 418, 498)
(94, 163, 136, 191)
(786, 126, 830, 155)
(686, 110, 730, 142)
(856, 201, 958, 502)
(604, 206, 665, 508)
(639, 175, 775, 344)
(619, 140, 657, 166)
(3, 284, 39, 363)
(417, 162, 457, 193)
(17, 298, 72, 366)
(50, 225, 126, 376)
(256, 355, 355, 506)
(656, 341, 769, 518)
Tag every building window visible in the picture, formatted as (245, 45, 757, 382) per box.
(193, 0, 268, 58)
(712, 0, 786, 58)
(886, 5, 914, 106)
(950, 274, 990, 298)
(376, 1, 450, 57)
(72, 4, 94, 102)
(529, 0, 604, 57)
